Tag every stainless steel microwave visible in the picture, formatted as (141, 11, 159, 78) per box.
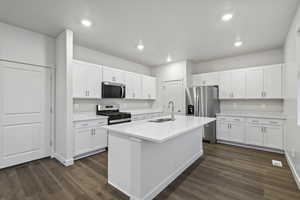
(102, 82, 126, 98)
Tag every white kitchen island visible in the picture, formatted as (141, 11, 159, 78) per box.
(103, 115, 215, 200)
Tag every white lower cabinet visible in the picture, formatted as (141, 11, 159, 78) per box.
(245, 125, 264, 146)
(230, 123, 245, 143)
(217, 116, 284, 151)
(74, 119, 107, 157)
(217, 117, 244, 142)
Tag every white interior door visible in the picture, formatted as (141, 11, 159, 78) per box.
(0, 61, 51, 169)
(162, 80, 184, 114)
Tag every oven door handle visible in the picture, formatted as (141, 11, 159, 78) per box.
(121, 86, 125, 98)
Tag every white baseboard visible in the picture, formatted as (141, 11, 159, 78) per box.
(218, 140, 284, 154)
(285, 151, 300, 190)
(142, 151, 203, 200)
(53, 153, 74, 167)
(74, 148, 106, 160)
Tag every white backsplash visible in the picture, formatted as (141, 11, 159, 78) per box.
(220, 99, 283, 114)
(73, 99, 154, 113)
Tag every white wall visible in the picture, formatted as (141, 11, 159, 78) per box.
(284, 5, 300, 188)
(55, 30, 74, 166)
(192, 48, 283, 74)
(0, 22, 55, 67)
(74, 45, 151, 75)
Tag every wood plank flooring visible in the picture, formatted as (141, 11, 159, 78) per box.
(0, 143, 299, 200)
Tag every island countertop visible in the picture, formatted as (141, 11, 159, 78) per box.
(103, 115, 215, 143)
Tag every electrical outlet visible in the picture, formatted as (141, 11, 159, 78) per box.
(272, 160, 283, 168)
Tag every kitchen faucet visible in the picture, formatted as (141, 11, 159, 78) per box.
(168, 101, 175, 121)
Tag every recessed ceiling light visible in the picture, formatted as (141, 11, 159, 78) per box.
(234, 41, 243, 47)
(137, 40, 144, 51)
(222, 13, 233, 22)
(166, 55, 172, 62)
(81, 19, 92, 27)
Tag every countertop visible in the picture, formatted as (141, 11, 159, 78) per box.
(121, 108, 163, 115)
(103, 115, 215, 143)
(73, 112, 108, 122)
(216, 112, 286, 120)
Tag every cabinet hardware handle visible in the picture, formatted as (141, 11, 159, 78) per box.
(261, 92, 264, 97)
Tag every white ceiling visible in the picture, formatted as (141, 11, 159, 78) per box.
(0, 0, 299, 66)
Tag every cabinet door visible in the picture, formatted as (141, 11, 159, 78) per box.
(263, 65, 282, 98)
(217, 122, 230, 140)
(142, 75, 156, 99)
(86, 64, 102, 98)
(92, 127, 108, 150)
(219, 71, 232, 98)
(231, 70, 246, 98)
(125, 72, 142, 99)
(229, 123, 245, 143)
(103, 67, 125, 84)
(75, 128, 92, 155)
(246, 68, 263, 98)
(245, 125, 264, 146)
(72, 61, 87, 98)
(263, 126, 283, 150)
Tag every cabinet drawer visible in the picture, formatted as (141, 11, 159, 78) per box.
(217, 117, 244, 123)
(260, 119, 283, 126)
(74, 119, 107, 129)
(247, 118, 283, 126)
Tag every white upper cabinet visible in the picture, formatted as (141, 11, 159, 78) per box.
(142, 75, 157, 99)
(192, 72, 219, 86)
(246, 68, 264, 98)
(125, 72, 142, 99)
(246, 64, 282, 99)
(219, 71, 232, 98)
(102, 66, 125, 84)
(72, 60, 102, 99)
(263, 64, 282, 98)
(231, 70, 246, 98)
(219, 70, 246, 99)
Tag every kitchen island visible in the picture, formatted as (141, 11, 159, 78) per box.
(103, 115, 215, 200)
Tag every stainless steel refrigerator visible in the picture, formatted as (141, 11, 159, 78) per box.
(186, 86, 219, 143)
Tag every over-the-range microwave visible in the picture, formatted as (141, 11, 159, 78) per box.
(102, 82, 126, 98)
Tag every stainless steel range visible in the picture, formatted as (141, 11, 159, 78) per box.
(96, 105, 131, 125)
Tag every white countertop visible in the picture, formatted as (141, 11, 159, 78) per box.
(121, 108, 163, 115)
(73, 112, 108, 122)
(103, 115, 215, 143)
(216, 112, 286, 120)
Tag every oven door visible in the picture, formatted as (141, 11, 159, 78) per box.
(102, 82, 126, 98)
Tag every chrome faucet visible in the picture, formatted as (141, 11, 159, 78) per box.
(168, 101, 175, 121)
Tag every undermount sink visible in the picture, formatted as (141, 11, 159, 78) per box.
(148, 118, 175, 123)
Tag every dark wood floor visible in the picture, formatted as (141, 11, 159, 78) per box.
(1, 143, 300, 200)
